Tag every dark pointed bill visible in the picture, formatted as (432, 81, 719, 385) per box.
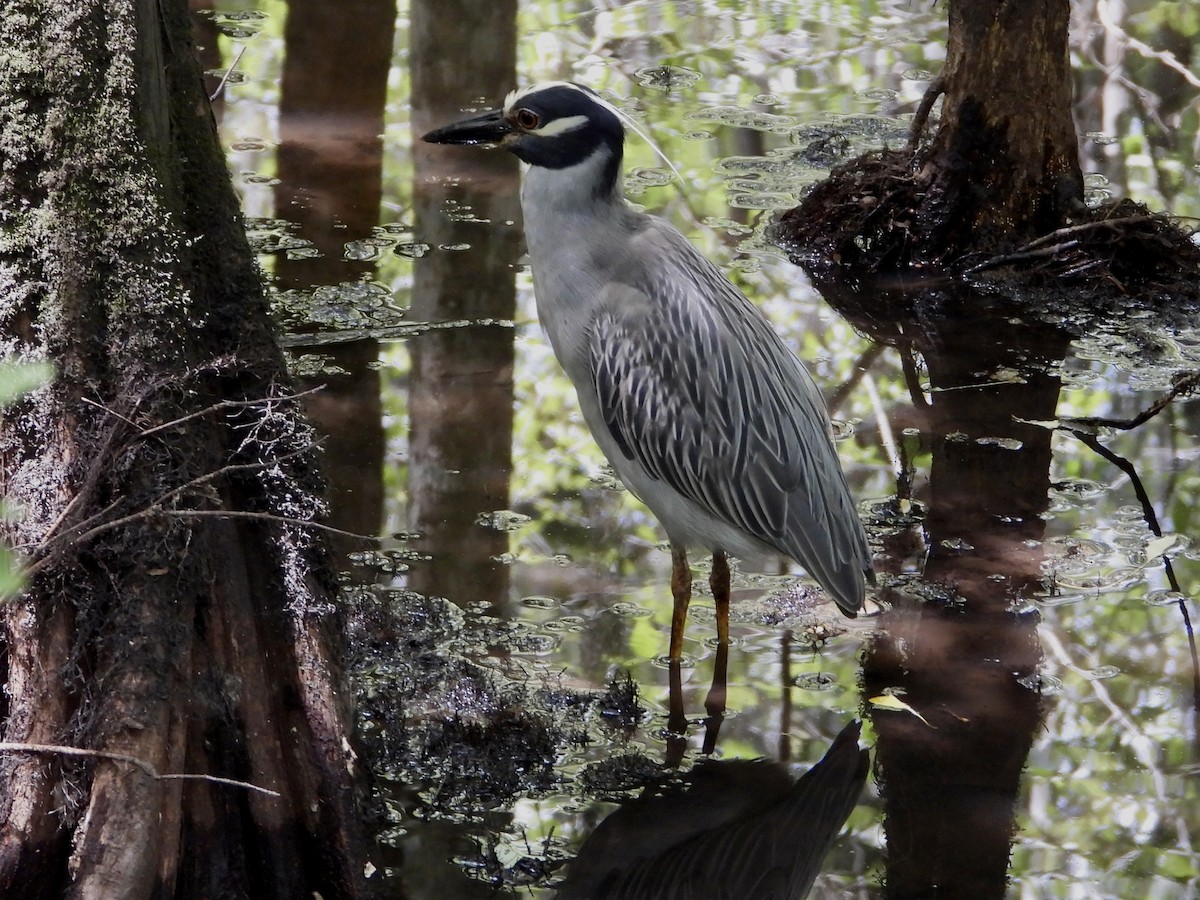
(422, 109, 511, 146)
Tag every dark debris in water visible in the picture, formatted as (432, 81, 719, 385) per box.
(417, 706, 560, 815)
(597, 671, 647, 732)
(774, 150, 1200, 322)
(346, 586, 658, 829)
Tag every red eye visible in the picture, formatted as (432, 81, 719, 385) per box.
(515, 108, 540, 130)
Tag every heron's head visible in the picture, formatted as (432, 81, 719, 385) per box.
(422, 82, 625, 181)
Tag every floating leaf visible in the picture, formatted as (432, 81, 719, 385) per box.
(869, 694, 936, 728)
(1143, 534, 1180, 563)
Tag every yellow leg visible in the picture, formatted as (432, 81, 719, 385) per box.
(709, 550, 730, 646)
(669, 543, 691, 662)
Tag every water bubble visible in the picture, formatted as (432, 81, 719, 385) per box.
(1088, 665, 1120, 680)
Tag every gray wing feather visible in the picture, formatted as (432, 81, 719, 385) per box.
(589, 222, 867, 609)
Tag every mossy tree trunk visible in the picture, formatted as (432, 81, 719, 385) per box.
(915, 0, 1085, 258)
(0, 1, 368, 897)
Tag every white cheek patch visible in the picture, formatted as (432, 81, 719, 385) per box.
(531, 114, 589, 137)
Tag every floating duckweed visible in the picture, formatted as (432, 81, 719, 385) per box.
(542, 616, 585, 634)
(634, 65, 702, 90)
(651, 653, 696, 671)
(1054, 568, 1140, 591)
(476, 510, 532, 532)
(1037, 591, 1085, 608)
(1050, 478, 1107, 502)
(939, 537, 974, 552)
(395, 241, 431, 258)
(686, 106, 797, 130)
(1145, 590, 1188, 607)
(1017, 673, 1063, 695)
(856, 87, 898, 102)
(701, 216, 753, 235)
(608, 602, 653, 618)
(521, 596, 560, 610)
(1043, 536, 1111, 560)
(830, 419, 855, 440)
(793, 672, 837, 691)
(975, 436, 1023, 450)
(512, 633, 561, 654)
(628, 166, 675, 187)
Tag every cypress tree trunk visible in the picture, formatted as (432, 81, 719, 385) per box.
(915, 0, 1085, 257)
(0, 1, 367, 896)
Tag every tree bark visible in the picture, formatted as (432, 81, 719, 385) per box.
(915, 0, 1084, 257)
(0, 1, 367, 896)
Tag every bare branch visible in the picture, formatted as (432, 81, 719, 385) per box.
(0, 742, 281, 797)
(1060, 370, 1200, 431)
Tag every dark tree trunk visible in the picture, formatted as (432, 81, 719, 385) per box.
(777, 0, 1096, 275)
(916, 0, 1084, 257)
(0, 1, 367, 897)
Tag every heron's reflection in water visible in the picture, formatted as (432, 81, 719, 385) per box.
(557, 720, 868, 899)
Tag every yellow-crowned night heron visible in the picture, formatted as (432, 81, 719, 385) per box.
(424, 82, 872, 661)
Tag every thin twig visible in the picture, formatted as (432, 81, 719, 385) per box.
(1068, 428, 1200, 711)
(138, 387, 324, 440)
(161, 509, 375, 541)
(208, 45, 248, 103)
(1098, 0, 1200, 89)
(0, 742, 280, 797)
(1060, 370, 1200, 431)
(964, 215, 1169, 275)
